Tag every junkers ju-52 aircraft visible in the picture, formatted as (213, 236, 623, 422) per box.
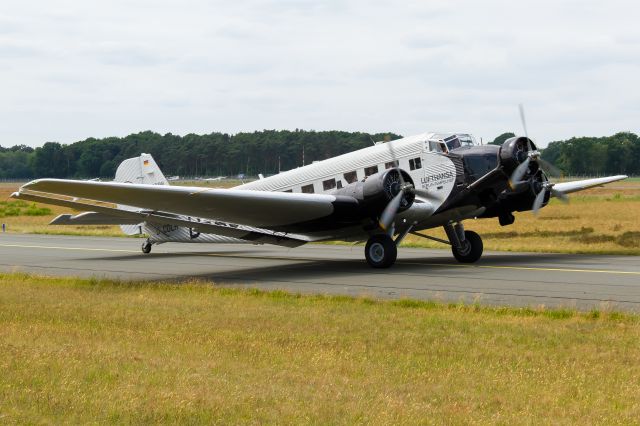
(12, 114, 627, 268)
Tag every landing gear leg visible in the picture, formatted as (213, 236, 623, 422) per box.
(365, 234, 397, 268)
(141, 240, 152, 254)
(444, 222, 483, 263)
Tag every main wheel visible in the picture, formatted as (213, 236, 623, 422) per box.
(141, 241, 152, 254)
(365, 234, 397, 268)
(452, 230, 483, 263)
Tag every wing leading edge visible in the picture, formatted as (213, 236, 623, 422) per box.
(552, 175, 628, 195)
(18, 178, 350, 228)
(11, 190, 313, 247)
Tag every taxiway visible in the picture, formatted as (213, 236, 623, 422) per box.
(1, 233, 639, 311)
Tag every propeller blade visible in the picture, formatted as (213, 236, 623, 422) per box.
(379, 190, 404, 231)
(509, 157, 530, 189)
(550, 187, 569, 203)
(519, 103, 532, 152)
(538, 158, 562, 177)
(532, 188, 547, 216)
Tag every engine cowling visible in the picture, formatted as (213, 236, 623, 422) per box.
(500, 136, 538, 173)
(333, 168, 415, 216)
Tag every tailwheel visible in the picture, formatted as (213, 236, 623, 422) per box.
(365, 234, 397, 268)
(141, 240, 152, 254)
(452, 230, 483, 263)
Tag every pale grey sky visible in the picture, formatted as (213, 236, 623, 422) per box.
(1, 0, 639, 147)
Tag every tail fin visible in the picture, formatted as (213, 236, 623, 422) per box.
(114, 153, 168, 235)
(114, 153, 168, 186)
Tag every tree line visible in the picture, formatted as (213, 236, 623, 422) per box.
(492, 131, 640, 176)
(0, 130, 638, 179)
(0, 130, 400, 179)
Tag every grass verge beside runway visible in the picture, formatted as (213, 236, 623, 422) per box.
(1, 273, 639, 423)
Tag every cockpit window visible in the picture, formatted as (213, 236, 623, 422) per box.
(446, 137, 461, 151)
(430, 133, 476, 152)
(457, 134, 475, 146)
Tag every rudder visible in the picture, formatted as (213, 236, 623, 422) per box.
(114, 153, 168, 186)
(114, 153, 168, 235)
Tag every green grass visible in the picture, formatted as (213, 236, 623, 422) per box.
(0, 200, 51, 218)
(1, 273, 640, 423)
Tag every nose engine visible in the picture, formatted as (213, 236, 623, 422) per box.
(500, 136, 539, 176)
(498, 136, 551, 214)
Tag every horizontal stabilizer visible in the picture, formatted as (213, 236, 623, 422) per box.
(51, 212, 142, 226)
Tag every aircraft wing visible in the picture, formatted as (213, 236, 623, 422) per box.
(11, 190, 314, 247)
(553, 175, 628, 195)
(17, 178, 359, 229)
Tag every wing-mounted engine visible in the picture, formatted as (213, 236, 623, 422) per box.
(333, 168, 415, 218)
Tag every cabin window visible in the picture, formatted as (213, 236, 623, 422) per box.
(322, 178, 336, 191)
(364, 165, 379, 176)
(409, 157, 422, 171)
(385, 160, 399, 169)
(336, 180, 343, 189)
(344, 171, 358, 184)
(283, 189, 292, 193)
(301, 184, 315, 194)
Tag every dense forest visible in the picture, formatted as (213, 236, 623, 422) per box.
(0, 130, 638, 179)
(0, 130, 400, 179)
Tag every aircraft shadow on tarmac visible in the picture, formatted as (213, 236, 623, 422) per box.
(68, 249, 587, 284)
(56, 249, 640, 311)
(89, 249, 582, 267)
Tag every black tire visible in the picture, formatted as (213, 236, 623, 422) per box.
(452, 230, 483, 263)
(365, 234, 397, 268)
(141, 241, 152, 254)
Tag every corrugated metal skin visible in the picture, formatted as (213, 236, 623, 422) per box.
(114, 153, 169, 235)
(144, 223, 247, 244)
(237, 133, 433, 192)
(114, 153, 168, 185)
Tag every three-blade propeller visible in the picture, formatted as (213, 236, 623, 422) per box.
(532, 182, 569, 215)
(511, 104, 569, 215)
(378, 139, 419, 232)
(379, 183, 407, 231)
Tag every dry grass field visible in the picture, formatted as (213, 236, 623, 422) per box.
(1, 273, 639, 423)
(404, 180, 640, 255)
(2, 179, 639, 254)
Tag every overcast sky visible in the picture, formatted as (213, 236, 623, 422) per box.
(1, 0, 639, 148)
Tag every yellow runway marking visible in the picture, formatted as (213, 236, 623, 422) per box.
(1, 242, 639, 276)
(201, 252, 640, 276)
(404, 262, 640, 276)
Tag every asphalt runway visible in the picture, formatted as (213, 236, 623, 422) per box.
(1, 233, 639, 311)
